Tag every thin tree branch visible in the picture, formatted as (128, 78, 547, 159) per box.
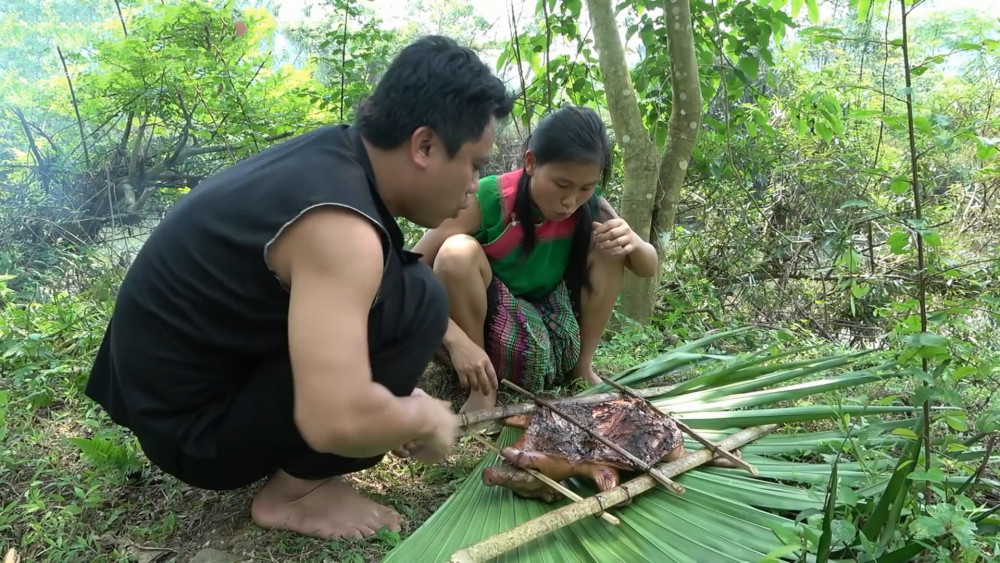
(56, 46, 90, 168)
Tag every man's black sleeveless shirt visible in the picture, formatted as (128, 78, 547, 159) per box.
(86, 125, 405, 457)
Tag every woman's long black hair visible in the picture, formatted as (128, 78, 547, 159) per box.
(512, 106, 612, 314)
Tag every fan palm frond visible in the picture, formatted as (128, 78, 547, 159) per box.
(385, 330, 963, 562)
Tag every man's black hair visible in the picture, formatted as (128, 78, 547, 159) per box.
(357, 35, 516, 158)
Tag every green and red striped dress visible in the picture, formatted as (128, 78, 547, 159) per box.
(474, 169, 582, 393)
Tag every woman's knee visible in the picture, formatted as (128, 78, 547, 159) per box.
(433, 235, 490, 285)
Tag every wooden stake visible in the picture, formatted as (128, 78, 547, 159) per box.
(466, 432, 621, 526)
(596, 374, 759, 476)
(449, 424, 781, 563)
(458, 382, 685, 429)
(501, 379, 686, 495)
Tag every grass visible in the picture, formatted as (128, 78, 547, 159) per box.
(0, 362, 485, 562)
(0, 301, 674, 563)
(0, 354, 763, 561)
(2, 290, 997, 562)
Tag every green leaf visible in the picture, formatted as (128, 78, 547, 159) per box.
(920, 230, 942, 247)
(975, 408, 1000, 433)
(836, 248, 863, 274)
(805, 0, 820, 23)
(861, 418, 923, 546)
(944, 414, 968, 432)
(903, 332, 949, 360)
(976, 137, 998, 161)
(815, 120, 833, 143)
(934, 135, 954, 149)
(857, 0, 872, 21)
(889, 176, 910, 195)
(562, 0, 582, 18)
(738, 56, 760, 81)
(912, 385, 943, 406)
(955, 42, 984, 52)
(878, 540, 933, 563)
(851, 282, 871, 299)
(0, 390, 7, 443)
(816, 461, 838, 561)
(912, 116, 933, 135)
(839, 199, 869, 209)
(907, 467, 947, 484)
(887, 230, 910, 254)
(655, 126, 667, 152)
(950, 366, 977, 382)
(790, 0, 805, 18)
(817, 95, 844, 134)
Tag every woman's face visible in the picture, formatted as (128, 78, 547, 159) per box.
(525, 151, 603, 222)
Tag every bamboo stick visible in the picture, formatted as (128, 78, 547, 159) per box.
(596, 373, 759, 476)
(449, 424, 781, 563)
(466, 432, 621, 526)
(501, 379, 686, 494)
(458, 382, 685, 429)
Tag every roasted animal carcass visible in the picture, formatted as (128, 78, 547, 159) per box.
(481, 396, 741, 502)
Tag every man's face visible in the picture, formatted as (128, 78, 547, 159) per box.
(415, 118, 497, 228)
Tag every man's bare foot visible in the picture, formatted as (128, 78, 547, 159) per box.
(251, 470, 403, 540)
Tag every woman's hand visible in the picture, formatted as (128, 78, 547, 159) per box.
(448, 334, 498, 394)
(592, 218, 638, 257)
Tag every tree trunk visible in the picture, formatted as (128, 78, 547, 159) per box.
(654, 0, 702, 240)
(585, 0, 660, 323)
(585, 0, 702, 324)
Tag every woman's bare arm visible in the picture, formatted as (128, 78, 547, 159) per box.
(596, 197, 659, 278)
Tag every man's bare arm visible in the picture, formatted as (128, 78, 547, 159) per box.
(267, 206, 449, 457)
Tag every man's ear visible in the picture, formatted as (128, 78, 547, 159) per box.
(523, 150, 536, 175)
(409, 126, 436, 170)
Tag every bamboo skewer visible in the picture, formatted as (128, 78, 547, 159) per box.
(450, 423, 782, 563)
(466, 432, 621, 526)
(596, 374, 759, 476)
(500, 379, 686, 495)
(457, 382, 685, 429)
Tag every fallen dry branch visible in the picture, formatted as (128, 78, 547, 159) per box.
(449, 423, 781, 563)
(501, 380, 685, 494)
(466, 433, 621, 526)
(458, 382, 685, 429)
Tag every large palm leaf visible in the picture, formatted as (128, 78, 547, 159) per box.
(385, 330, 959, 562)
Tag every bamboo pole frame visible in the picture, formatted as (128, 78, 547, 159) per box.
(449, 423, 781, 563)
(458, 383, 685, 429)
(501, 379, 686, 494)
(467, 432, 621, 526)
